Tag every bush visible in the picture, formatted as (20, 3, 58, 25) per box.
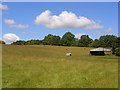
(115, 47, 120, 56)
(0, 40, 5, 44)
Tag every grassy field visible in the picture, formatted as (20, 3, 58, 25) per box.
(2, 45, 118, 88)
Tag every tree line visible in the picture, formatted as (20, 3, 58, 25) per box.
(1, 32, 120, 56)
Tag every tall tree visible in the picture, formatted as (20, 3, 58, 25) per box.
(78, 35, 93, 47)
(43, 34, 61, 45)
(115, 37, 120, 48)
(99, 35, 117, 54)
(61, 32, 75, 46)
(43, 34, 54, 45)
(99, 35, 117, 47)
(89, 39, 101, 47)
(52, 35, 61, 45)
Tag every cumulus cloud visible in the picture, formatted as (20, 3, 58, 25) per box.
(4, 19, 29, 29)
(35, 10, 103, 30)
(75, 33, 85, 39)
(2, 33, 20, 43)
(0, 4, 8, 10)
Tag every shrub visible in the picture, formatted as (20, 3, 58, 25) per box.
(115, 47, 120, 56)
(0, 40, 5, 44)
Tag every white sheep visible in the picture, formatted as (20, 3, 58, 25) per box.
(66, 53, 71, 56)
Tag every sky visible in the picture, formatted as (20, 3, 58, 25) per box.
(0, 2, 118, 43)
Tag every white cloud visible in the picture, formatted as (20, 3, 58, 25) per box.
(11, 24, 29, 29)
(4, 19, 15, 25)
(22, 31, 36, 35)
(75, 33, 85, 39)
(2, 33, 20, 43)
(4, 19, 29, 29)
(106, 28, 113, 35)
(96, 27, 113, 35)
(35, 10, 103, 30)
(0, 4, 8, 10)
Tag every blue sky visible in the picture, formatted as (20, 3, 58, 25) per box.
(1, 2, 118, 43)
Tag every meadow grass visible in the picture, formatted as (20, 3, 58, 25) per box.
(2, 45, 118, 88)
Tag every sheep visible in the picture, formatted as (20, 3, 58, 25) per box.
(66, 53, 71, 56)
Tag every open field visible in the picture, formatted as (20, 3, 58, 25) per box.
(2, 45, 118, 88)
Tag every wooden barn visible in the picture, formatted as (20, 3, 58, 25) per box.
(90, 47, 112, 56)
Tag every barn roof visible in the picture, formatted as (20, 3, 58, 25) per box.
(90, 47, 112, 52)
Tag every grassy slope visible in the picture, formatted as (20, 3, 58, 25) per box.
(2, 45, 118, 88)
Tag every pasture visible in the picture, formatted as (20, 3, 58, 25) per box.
(2, 45, 118, 88)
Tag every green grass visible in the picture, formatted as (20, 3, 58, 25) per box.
(2, 45, 118, 88)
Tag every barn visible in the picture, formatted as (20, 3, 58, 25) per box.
(90, 47, 112, 56)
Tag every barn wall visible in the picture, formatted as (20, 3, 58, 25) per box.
(90, 51, 105, 56)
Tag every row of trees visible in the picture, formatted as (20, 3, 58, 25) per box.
(11, 32, 93, 47)
(11, 40, 42, 45)
(1, 32, 120, 56)
(11, 32, 119, 47)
